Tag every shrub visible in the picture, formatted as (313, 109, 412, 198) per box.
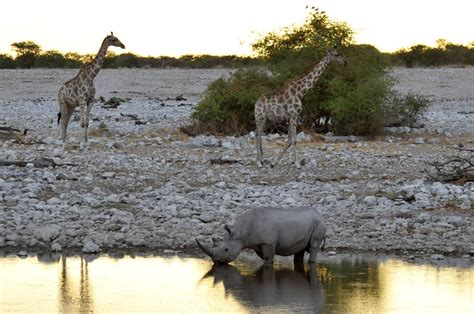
(190, 69, 277, 135)
(383, 93, 430, 127)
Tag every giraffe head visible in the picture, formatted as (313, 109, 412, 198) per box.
(105, 32, 126, 49)
(327, 46, 347, 66)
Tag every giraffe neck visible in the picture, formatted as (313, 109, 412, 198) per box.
(293, 53, 332, 97)
(82, 39, 109, 81)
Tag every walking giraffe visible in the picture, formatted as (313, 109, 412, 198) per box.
(57, 32, 125, 146)
(254, 46, 346, 168)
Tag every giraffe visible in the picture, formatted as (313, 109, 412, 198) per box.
(57, 32, 125, 146)
(254, 46, 346, 168)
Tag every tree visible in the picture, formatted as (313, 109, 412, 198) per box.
(191, 8, 403, 136)
(0, 54, 15, 69)
(35, 50, 67, 68)
(11, 41, 41, 68)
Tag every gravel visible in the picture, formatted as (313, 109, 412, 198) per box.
(0, 68, 473, 256)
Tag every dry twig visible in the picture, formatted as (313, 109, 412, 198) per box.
(424, 147, 474, 184)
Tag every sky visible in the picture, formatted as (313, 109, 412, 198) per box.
(1, 0, 473, 57)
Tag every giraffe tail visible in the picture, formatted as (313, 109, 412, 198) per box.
(57, 112, 61, 125)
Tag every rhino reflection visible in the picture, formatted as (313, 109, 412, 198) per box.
(37, 252, 61, 264)
(203, 264, 325, 312)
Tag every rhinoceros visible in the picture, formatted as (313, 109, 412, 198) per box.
(196, 207, 326, 264)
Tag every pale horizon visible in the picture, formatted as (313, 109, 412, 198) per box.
(1, 0, 473, 57)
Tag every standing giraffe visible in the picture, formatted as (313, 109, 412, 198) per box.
(57, 32, 125, 146)
(254, 46, 346, 168)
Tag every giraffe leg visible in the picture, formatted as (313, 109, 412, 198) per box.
(256, 123, 265, 167)
(83, 101, 94, 143)
(289, 120, 300, 168)
(77, 100, 89, 149)
(272, 118, 297, 167)
(272, 135, 291, 167)
(59, 98, 74, 145)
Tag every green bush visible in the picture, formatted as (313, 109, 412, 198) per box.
(383, 93, 430, 127)
(190, 9, 409, 136)
(190, 69, 278, 135)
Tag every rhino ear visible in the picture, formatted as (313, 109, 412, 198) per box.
(224, 225, 235, 237)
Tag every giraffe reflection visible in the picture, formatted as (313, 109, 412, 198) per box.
(202, 264, 325, 312)
(58, 255, 95, 313)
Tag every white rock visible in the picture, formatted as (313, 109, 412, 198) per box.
(414, 137, 425, 144)
(215, 181, 226, 189)
(102, 172, 116, 179)
(432, 182, 450, 197)
(82, 241, 100, 253)
(296, 132, 313, 142)
(17, 251, 28, 257)
(362, 196, 377, 206)
(51, 243, 62, 252)
(46, 197, 62, 205)
(36, 225, 61, 242)
(52, 148, 63, 157)
(415, 192, 431, 208)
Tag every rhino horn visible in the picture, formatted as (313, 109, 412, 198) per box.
(196, 238, 214, 258)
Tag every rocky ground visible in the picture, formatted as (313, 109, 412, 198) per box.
(0, 68, 473, 258)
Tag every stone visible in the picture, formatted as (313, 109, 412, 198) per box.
(414, 192, 431, 208)
(432, 183, 450, 197)
(215, 181, 226, 189)
(362, 196, 377, 206)
(17, 251, 28, 258)
(82, 241, 100, 253)
(102, 172, 116, 179)
(163, 249, 177, 254)
(198, 213, 214, 223)
(414, 137, 425, 144)
(430, 254, 444, 260)
(296, 132, 313, 142)
(51, 243, 62, 252)
(36, 225, 61, 242)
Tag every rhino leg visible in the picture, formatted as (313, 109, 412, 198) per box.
(261, 244, 275, 265)
(309, 237, 324, 264)
(293, 250, 305, 264)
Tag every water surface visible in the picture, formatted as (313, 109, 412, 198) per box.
(0, 253, 472, 313)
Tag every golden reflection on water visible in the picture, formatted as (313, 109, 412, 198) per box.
(0, 255, 247, 313)
(320, 258, 473, 314)
(380, 260, 474, 313)
(0, 255, 473, 313)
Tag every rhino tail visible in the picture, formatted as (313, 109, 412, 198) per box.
(57, 112, 61, 125)
(321, 238, 326, 252)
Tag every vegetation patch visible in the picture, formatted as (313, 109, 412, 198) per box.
(188, 9, 429, 136)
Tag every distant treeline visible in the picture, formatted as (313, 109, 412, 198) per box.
(0, 41, 262, 69)
(1, 39, 474, 69)
(388, 39, 474, 67)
